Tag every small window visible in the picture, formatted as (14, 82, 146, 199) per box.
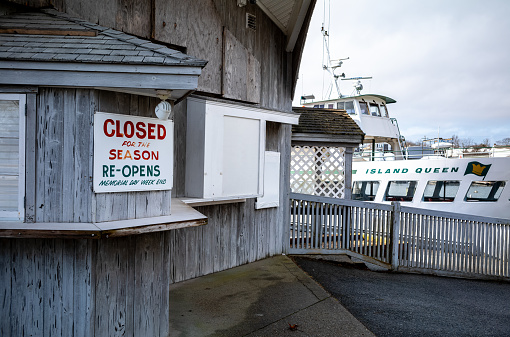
(328, 103, 334, 109)
(336, 102, 344, 110)
(369, 103, 381, 116)
(352, 181, 380, 201)
(359, 102, 369, 115)
(313, 104, 324, 108)
(0, 94, 25, 221)
(344, 101, 355, 115)
(380, 104, 389, 117)
(423, 181, 460, 202)
(384, 181, 417, 202)
(465, 181, 506, 202)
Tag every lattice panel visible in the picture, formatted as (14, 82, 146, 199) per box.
(290, 146, 346, 198)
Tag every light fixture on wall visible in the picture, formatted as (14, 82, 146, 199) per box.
(155, 100, 173, 120)
(155, 90, 174, 120)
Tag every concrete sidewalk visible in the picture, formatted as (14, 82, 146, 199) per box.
(169, 255, 374, 337)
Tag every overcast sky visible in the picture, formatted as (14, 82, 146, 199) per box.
(292, 0, 510, 144)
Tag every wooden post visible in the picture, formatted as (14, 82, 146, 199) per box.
(390, 201, 401, 270)
(344, 147, 353, 199)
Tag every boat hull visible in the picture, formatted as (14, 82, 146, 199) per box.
(352, 157, 510, 219)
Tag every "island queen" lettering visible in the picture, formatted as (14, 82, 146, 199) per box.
(365, 167, 460, 175)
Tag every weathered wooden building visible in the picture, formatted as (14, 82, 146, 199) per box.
(0, 0, 316, 336)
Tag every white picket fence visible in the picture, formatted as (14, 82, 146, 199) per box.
(289, 193, 510, 280)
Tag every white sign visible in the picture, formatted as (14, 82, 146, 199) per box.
(93, 112, 173, 193)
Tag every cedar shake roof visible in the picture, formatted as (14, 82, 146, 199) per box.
(0, 9, 207, 67)
(292, 107, 365, 137)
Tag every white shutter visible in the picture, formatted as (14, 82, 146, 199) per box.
(0, 94, 25, 221)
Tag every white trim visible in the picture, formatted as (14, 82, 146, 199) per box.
(181, 196, 247, 206)
(18, 95, 25, 221)
(286, 0, 311, 52)
(258, 121, 267, 197)
(256, 151, 281, 209)
(188, 96, 300, 125)
(0, 94, 25, 221)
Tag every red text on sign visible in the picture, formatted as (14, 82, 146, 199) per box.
(103, 119, 166, 140)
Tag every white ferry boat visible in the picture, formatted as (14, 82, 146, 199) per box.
(302, 94, 510, 220)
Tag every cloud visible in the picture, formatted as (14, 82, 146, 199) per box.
(294, 0, 510, 143)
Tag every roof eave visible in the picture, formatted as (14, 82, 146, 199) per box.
(292, 132, 364, 147)
(256, 0, 314, 52)
(0, 60, 203, 100)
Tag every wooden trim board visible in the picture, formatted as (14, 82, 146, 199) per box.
(0, 198, 207, 239)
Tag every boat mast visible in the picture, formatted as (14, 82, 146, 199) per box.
(321, 0, 348, 99)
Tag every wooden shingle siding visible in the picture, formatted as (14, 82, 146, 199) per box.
(33, 88, 172, 223)
(155, 0, 224, 94)
(0, 234, 172, 337)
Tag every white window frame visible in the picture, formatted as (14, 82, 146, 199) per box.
(0, 94, 25, 221)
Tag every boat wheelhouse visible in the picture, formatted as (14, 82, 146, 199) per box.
(302, 94, 404, 159)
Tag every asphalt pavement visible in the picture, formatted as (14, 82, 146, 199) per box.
(292, 256, 510, 337)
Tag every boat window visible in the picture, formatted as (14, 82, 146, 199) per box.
(352, 181, 380, 201)
(328, 104, 334, 109)
(384, 181, 417, 202)
(380, 104, 389, 117)
(337, 101, 356, 114)
(359, 101, 369, 115)
(313, 104, 325, 108)
(345, 101, 355, 115)
(465, 181, 505, 202)
(423, 181, 460, 202)
(369, 103, 381, 116)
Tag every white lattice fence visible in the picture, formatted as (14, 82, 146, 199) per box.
(290, 146, 346, 198)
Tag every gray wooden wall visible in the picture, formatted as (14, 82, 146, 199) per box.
(1, 0, 301, 334)
(1, 86, 292, 336)
(0, 235, 171, 337)
(31, 88, 172, 223)
(9, 0, 294, 112)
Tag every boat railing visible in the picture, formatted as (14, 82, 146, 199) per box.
(354, 145, 510, 161)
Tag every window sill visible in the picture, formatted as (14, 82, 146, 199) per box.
(0, 198, 207, 239)
(180, 196, 247, 207)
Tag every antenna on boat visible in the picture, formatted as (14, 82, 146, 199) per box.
(323, 56, 349, 98)
(341, 76, 373, 95)
(321, 25, 349, 98)
(320, 0, 349, 99)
